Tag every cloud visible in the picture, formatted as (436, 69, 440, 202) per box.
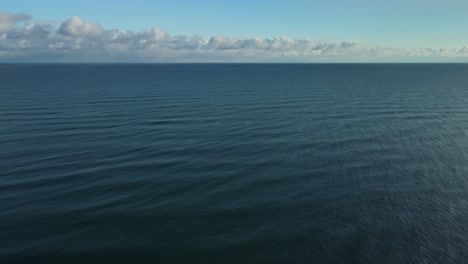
(1, 12, 468, 62)
(0, 12, 30, 34)
(58, 16, 103, 38)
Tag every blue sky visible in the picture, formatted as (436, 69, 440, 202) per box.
(1, 0, 468, 62)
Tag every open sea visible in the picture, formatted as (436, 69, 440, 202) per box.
(2, 64, 468, 263)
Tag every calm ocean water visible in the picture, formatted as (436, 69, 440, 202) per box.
(2, 64, 468, 263)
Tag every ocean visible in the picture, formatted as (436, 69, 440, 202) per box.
(2, 64, 468, 263)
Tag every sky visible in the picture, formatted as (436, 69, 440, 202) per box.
(1, 0, 468, 62)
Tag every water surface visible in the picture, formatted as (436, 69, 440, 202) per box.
(2, 64, 468, 263)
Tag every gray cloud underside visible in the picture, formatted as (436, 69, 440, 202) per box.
(1, 12, 468, 62)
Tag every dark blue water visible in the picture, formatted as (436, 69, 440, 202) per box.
(2, 64, 468, 263)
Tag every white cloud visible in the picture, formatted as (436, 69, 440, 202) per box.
(1, 12, 468, 62)
(58, 16, 103, 38)
(0, 12, 30, 34)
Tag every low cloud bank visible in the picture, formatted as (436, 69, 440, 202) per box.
(1, 12, 468, 62)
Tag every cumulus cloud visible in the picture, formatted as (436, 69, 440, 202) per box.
(0, 12, 30, 34)
(58, 16, 103, 38)
(0, 12, 468, 62)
